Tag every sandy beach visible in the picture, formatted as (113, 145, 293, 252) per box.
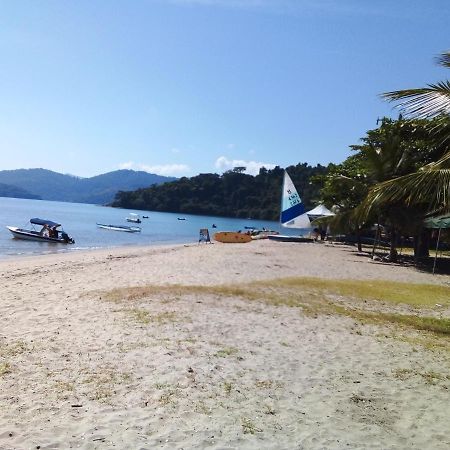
(0, 240, 449, 450)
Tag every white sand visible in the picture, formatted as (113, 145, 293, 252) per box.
(0, 240, 449, 449)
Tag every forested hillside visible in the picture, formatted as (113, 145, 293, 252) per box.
(0, 183, 41, 200)
(0, 169, 175, 204)
(111, 164, 327, 220)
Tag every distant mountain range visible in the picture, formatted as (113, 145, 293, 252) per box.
(0, 169, 176, 204)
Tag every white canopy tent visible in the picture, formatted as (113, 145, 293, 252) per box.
(282, 204, 335, 230)
(306, 204, 335, 221)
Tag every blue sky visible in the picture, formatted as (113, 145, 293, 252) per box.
(0, 0, 448, 177)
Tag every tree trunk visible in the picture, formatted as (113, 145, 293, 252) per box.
(389, 228, 398, 262)
(356, 227, 362, 252)
(414, 228, 431, 260)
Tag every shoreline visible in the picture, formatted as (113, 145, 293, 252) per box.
(0, 239, 448, 286)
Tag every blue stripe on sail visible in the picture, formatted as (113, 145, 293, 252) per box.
(281, 202, 305, 224)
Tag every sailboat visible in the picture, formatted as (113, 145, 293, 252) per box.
(269, 171, 313, 242)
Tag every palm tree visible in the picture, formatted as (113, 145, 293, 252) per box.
(364, 152, 449, 215)
(364, 51, 450, 259)
(374, 50, 450, 215)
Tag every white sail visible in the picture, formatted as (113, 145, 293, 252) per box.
(280, 171, 311, 229)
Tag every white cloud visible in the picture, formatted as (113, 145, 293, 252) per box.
(215, 156, 276, 176)
(118, 161, 134, 170)
(118, 161, 190, 176)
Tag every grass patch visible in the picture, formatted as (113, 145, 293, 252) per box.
(223, 381, 233, 394)
(393, 334, 450, 351)
(82, 370, 132, 402)
(101, 284, 263, 304)
(99, 278, 449, 309)
(194, 400, 211, 415)
(155, 382, 171, 390)
(127, 308, 177, 325)
(393, 368, 450, 384)
(0, 362, 11, 376)
(97, 278, 450, 338)
(215, 347, 238, 357)
(158, 388, 180, 406)
(255, 379, 283, 389)
(54, 380, 75, 393)
(329, 304, 450, 336)
(0, 340, 28, 358)
(241, 417, 262, 434)
(263, 278, 450, 308)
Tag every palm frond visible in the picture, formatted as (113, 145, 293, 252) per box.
(426, 115, 450, 145)
(363, 164, 450, 216)
(382, 81, 450, 118)
(327, 206, 368, 234)
(436, 51, 450, 68)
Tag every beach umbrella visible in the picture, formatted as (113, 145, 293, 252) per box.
(423, 214, 450, 274)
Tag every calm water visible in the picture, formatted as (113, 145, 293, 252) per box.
(0, 197, 300, 259)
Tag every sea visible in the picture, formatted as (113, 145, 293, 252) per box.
(0, 197, 303, 259)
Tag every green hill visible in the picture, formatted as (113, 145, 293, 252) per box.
(111, 164, 328, 221)
(0, 183, 41, 200)
(0, 169, 176, 204)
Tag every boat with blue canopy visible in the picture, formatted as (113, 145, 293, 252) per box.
(6, 218, 75, 244)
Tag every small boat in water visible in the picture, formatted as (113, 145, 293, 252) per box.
(6, 218, 75, 244)
(126, 213, 142, 223)
(97, 223, 141, 233)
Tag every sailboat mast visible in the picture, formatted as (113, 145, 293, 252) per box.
(280, 170, 286, 224)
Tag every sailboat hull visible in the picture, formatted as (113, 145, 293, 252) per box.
(268, 235, 313, 243)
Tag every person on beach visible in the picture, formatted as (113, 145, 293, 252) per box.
(312, 228, 320, 241)
(319, 226, 326, 240)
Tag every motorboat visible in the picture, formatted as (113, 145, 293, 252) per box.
(97, 223, 141, 233)
(6, 218, 75, 244)
(126, 213, 141, 223)
(250, 229, 279, 240)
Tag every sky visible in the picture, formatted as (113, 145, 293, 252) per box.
(0, 0, 448, 178)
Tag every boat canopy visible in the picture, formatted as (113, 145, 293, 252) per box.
(30, 218, 61, 228)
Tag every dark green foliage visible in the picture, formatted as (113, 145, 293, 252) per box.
(112, 164, 327, 220)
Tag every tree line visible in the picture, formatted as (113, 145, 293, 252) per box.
(112, 164, 328, 221)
